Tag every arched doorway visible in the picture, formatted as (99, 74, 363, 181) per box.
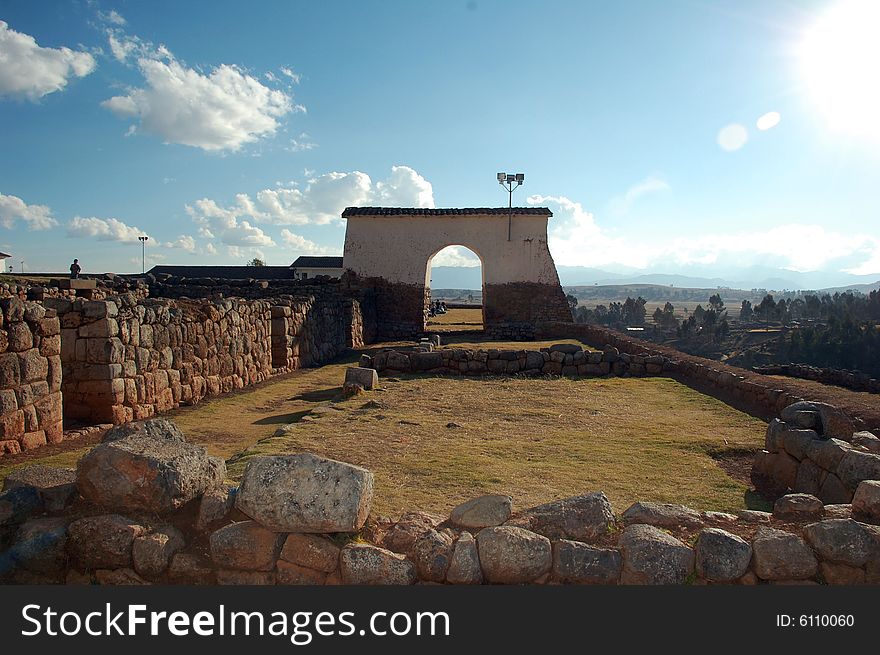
(425, 245, 484, 333)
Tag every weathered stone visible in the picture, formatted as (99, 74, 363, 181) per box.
(67, 514, 148, 570)
(819, 473, 852, 505)
(167, 553, 215, 585)
(218, 569, 277, 585)
(504, 492, 615, 543)
(77, 426, 226, 514)
(450, 494, 512, 529)
(751, 527, 818, 580)
(132, 526, 185, 578)
(853, 431, 880, 454)
(772, 452, 799, 489)
(280, 533, 340, 573)
(806, 438, 851, 471)
(95, 568, 150, 585)
(340, 543, 417, 585)
(794, 460, 822, 496)
(781, 401, 855, 439)
(382, 511, 442, 556)
(411, 528, 454, 582)
(103, 417, 185, 443)
(790, 411, 822, 431)
(773, 494, 824, 521)
(803, 519, 875, 567)
(824, 504, 853, 520)
(2, 465, 77, 511)
(344, 367, 378, 390)
(852, 480, 880, 523)
(236, 454, 373, 533)
(209, 520, 283, 571)
(765, 419, 786, 453)
(476, 526, 552, 584)
(695, 528, 752, 582)
(196, 487, 236, 531)
(782, 429, 819, 461)
(8, 517, 68, 574)
(446, 532, 482, 584)
(837, 450, 880, 492)
(618, 524, 694, 585)
(820, 561, 865, 585)
(552, 539, 621, 584)
(0, 485, 42, 529)
(622, 501, 703, 529)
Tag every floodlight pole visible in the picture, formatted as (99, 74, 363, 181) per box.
(138, 236, 149, 274)
(497, 173, 524, 241)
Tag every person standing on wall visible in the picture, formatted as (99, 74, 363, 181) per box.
(70, 258, 81, 279)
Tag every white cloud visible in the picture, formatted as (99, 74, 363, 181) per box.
(717, 123, 748, 151)
(280, 67, 301, 84)
(287, 132, 317, 152)
(0, 21, 96, 100)
(226, 245, 266, 261)
(67, 216, 151, 242)
(165, 235, 197, 252)
(186, 165, 435, 232)
(98, 10, 127, 26)
(0, 193, 58, 230)
(431, 246, 481, 267)
(529, 193, 880, 276)
(220, 220, 275, 247)
(102, 48, 296, 151)
(204, 242, 218, 255)
(106, 31, 143, 63)
(280, 229, 338, 255)
(608, 176, 670, 214)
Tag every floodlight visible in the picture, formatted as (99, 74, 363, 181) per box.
(497, 172, 506, 181)
(506, 174, 515, 182)
(515, 173, 524, 182)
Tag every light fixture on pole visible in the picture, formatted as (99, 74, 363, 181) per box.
(138, 236, 149, 274)
(497, 172, 524, 241)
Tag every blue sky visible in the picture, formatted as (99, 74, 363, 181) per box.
(1, 0, 878, 285)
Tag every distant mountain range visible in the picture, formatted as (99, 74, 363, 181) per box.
(429, 265, 880, 294)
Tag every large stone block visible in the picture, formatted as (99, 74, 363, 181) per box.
(476, 526, 552, 584)
(209, 520, 283, 572)
(504, 492, 615, 543)
(694, 528, 751, 582)
(852, 480, 880, 523)
(837, 450, 880, 492)
(132, 526, 185, 578)
(618, 524, 694, 585)
(340, 543, 416, 585)
(236, 454, 374, 533)
(751, 527, 818, 580)
(2, 465, 76, 512)
(67, 514, 147, 570)
(621, 501, 703, 529)
(450, 494, 512, 529)
(803, 519, 875, 567)
(552, 539, 622, 584)
(446, 532, 482, 584)
(76, 420, 226, 513)
(344, 367, 378, 390)
(280, 533, 340, 573)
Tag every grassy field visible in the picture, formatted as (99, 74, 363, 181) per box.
(426, 307, 484, 332)
(0, 341, 768, 518)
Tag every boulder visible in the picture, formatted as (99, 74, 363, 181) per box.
(618, 524, 694, 585)
(235, 454, 374, 533)
(0, 485, 42, 529)
(344, 367, 378, 390)
(411, 528, 455, 582)
(8, 517, 69, 574)
(196, 487, 236, 531)
(76, 423, 225, 514)
(449, 494, 512, 530)
(852, 431, 880, 454)
(209, 520, 283, 571)
(852, 480, 880, 523)
(67, 514, 148, 570)
(476, 526, 552, 584)
(819, 473, 852, 505)
(782, 429, 819, 461)
(621, 501, 703, 529)
(276, 561, 327, 585)
(280, 533, 340, 573)
(695, 528, 752, 582)
(773, 494, 824, 521)
(132, 526, 185, 578)
(803, 519, 875, 567)
(781, 401, 855, 439)
(504, 492, 615, 543)
(824, 504, 853, 520)
(382, 511, 443, 557)
(167, 553, 215, 585)
(2, 465, 77, 512)
(751, 527, 818, 580)
(446, 532, 482, 585)
(340, 543, 416, 585)
(552, 539, 622, 584)
(103, 418, 185, 443)
(820, 561, 866, 585)
(837, 450, 880, 492)
(805, 438, 851, 471)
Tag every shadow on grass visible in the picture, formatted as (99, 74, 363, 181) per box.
(254, 409, 312, 426)
(745, 489, 773, 512)
(290, 388, 341, 403)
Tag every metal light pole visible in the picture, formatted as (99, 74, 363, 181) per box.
(138, 236, 149, 274)
(497, 172, 524, 241)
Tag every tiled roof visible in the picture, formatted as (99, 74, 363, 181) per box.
(0, 252, 11, 258)
(341, 207, 553, 217)
(290, 256, 344, 268)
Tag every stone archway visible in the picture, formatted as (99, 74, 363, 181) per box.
(426, 243, 486, 331)
(341, 207, 572, 340)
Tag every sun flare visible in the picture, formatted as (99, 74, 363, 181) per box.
(798, 0, 880, 138)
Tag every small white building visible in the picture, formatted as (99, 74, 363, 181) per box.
(0, 252, 11, 272)
(289, 256, 344, 280)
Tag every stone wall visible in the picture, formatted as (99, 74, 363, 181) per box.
(484, 281, 572, 340)
(3, 418, 880, 585)
(753, 363, 880, 394)
(366, 343, 669, 378)
(754, 401, 880, 505)
(0, 299, 63, 454)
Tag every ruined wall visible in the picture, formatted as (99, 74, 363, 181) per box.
(0, 299, 64, 454)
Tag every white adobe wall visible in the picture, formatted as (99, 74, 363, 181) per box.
(342, 212, 561, 286)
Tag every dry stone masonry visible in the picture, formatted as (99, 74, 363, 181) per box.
(4, 417, 880, 586)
